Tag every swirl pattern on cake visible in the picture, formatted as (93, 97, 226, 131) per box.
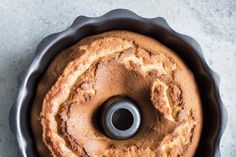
(31, 31, 202, 157)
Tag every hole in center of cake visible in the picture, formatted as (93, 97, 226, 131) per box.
(112, 108, 134, 130)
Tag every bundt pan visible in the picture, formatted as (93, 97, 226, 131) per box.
(9, 9, 227, 157)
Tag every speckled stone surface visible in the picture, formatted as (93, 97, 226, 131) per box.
(0, 0, 235, 156)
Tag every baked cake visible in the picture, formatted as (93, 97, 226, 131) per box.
(31, 31, 202, 157)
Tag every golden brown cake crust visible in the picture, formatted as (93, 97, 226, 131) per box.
(31, 31, 202, 157)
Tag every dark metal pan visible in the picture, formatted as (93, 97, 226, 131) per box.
(9, 9, 227, 157)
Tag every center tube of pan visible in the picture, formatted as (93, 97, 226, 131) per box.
(100, 96, 141, 140)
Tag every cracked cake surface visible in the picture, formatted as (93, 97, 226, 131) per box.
(31, 31, 202, 157)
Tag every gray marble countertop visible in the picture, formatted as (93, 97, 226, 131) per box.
(0, 0, 235, 156)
